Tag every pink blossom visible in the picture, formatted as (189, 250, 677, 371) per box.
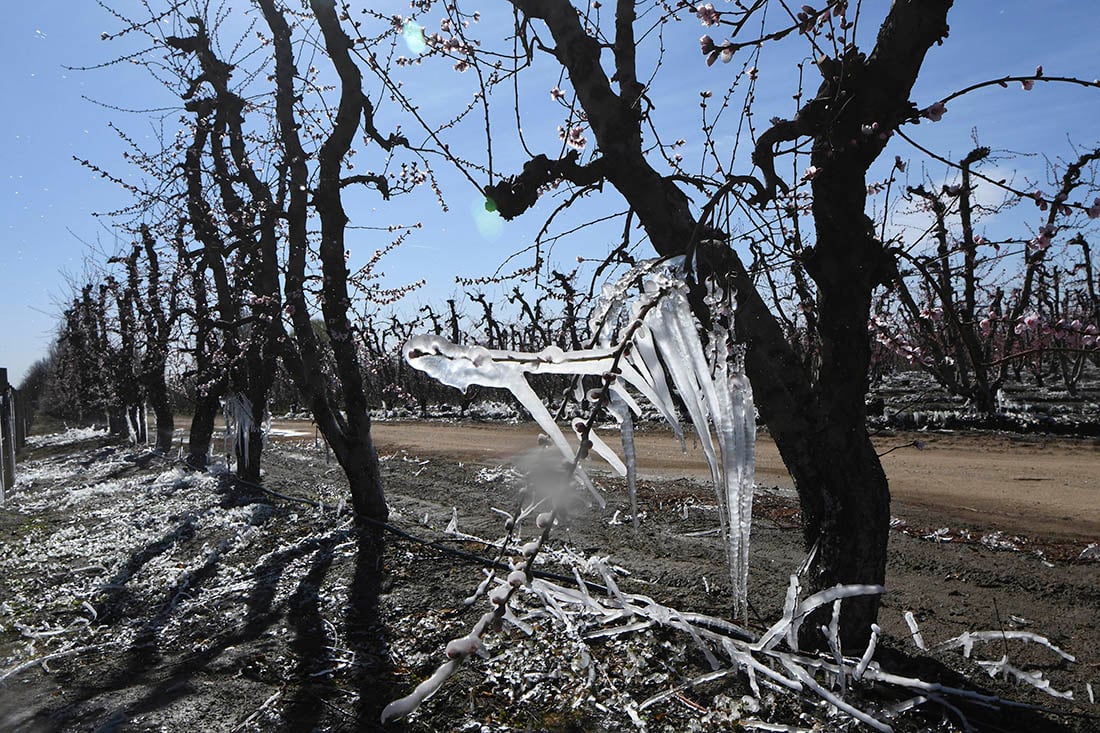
(549, 86, 566, 101)
(559, 124, 587, 150)
(1087, 197, 1100, 219)
(1021, 79, 1034, 91)
(700, 35, 715, 54)
(1017, 313, 1043, 335)
(1030, 191, 1048, 210)
(894, 155, 906, 172)
(922, 101, 947, 122)
(801, 165, 820, 182)
(696, 3, 720, 26)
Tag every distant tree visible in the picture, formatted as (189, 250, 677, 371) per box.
(875, 147, 1100, 409)
(18, 355, 53, 429)
(130, 223, 184, 452)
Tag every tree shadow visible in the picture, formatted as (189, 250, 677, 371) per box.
(277, 533, 344, 730)
(95, 518, 198, 626)
(122, 534, 232, 674)
(348, 524, 399, 732)
(872, 644, 1077, 732)
(21, 462, 402, 732)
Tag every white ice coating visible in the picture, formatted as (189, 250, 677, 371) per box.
(606, 391, 639, 530)
(223, 393, 255, 471)
(632, 262, 757, 620)
(403, 256, 756, 617)
(381, 609, 497, 722)
(402, 337, 616, 507)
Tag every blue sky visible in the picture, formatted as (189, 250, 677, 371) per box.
(2, 1, 1098, 385)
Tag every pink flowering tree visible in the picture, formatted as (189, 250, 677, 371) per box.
(872, 147, 1100, 410)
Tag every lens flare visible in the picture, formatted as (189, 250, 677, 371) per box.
(402, 21, 426, 55)
(472, 196, 503, 240)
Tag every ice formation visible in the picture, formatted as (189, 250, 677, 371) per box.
(223, 392, 258, 472)
(404, 256, 757, 618)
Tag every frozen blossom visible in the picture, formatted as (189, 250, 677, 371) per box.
(696, 3, 720, 26)
(922, 101, 947, 121)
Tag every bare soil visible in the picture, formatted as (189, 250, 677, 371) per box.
(0, 424, 1098, 732)
(353, 421, 1100, 544)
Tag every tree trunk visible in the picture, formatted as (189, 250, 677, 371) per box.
(187, 391, 221, 468)
(331, 428, 387, 519)
(151, 398, 175, 454)
(108, 406, 129, 437)
(260, 0, 389, 523)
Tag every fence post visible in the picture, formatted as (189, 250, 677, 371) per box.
(13, 386, 27, 451)
(0, 367, 14, 501)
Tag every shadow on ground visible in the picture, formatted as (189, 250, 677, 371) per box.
(7, 461, 397, 733)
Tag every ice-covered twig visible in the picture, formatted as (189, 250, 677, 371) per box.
(904, 610, 927, 650)
(380, 659, 462, 722)
(231, 690, 283, 732)
(931, 629, 1076, 662)
(393, 260, 762, 722)
(977, 655, 1075, 699)
(0, 644, 106, 683)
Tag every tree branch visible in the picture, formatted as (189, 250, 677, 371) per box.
(484, 151, 607, 220)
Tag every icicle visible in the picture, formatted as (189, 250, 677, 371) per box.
(642, 296, 719, 483)
(607, 391, 639, 530)
(221, 393, 255, 471)
(573, 420, 627, 476)
(404, 335, 607, 507)
(587, 257, 672, 344)
(638, 265, 756, 619)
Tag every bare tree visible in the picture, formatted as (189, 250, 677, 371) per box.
(258, 0, 404, 520)
(442, 0, 959, 647)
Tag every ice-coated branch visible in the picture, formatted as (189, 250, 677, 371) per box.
(392, 258, 763, 721)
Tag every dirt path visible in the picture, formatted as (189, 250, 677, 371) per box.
(274, 420, 1100, 543)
